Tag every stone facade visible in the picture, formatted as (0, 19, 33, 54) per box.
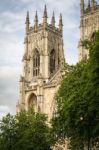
(78, 0, 99, 61)
(16, 6, 65, 120)
(16, 2, 99, 150)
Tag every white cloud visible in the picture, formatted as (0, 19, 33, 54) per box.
(0, 106, 11, 119)
(0, 66, 20, 79)
(0, 0, 81, 115)
(0, 106, 10, 113)
(0, 66, 20, 114)
(0, 11, 25, 33)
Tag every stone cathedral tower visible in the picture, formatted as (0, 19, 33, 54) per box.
(78, 0, 99, 61)
(17, 6, 64, 120)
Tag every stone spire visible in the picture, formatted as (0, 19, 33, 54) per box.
(59, 14, 63, 34)
(51, 12, 55, 27)
(80, 0, 84, 16)
(25, 11, 30, 34)
(43, 5, 48, 28)
(34, 11, 38, 32)
(91, 0, 95, 11)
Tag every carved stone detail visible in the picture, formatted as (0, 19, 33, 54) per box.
(17, 7, 64, 122)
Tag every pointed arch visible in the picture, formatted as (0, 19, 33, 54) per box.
(33, 49, 40, 76)
(50, 49, 55, 74)
(28, 93, 37, 111)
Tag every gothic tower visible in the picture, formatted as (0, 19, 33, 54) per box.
(78, 0, 99, 61)
(17, 6, 65, 120)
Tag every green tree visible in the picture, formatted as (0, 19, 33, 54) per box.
(15, 108, 53, 150)
(0, 113, 17, 150)
(0, 108, 53, 150)
(52, 31, 99, 149)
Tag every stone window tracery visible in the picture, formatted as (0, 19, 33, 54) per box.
(33, 49, 40, 76)
(50, 49, 55, 74)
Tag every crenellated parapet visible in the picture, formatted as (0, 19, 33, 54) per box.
(80, 0, 99, 16)
(25, 5, 63, 37)
(79, 0, 99, 61)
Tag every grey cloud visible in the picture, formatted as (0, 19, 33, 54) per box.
(0, 105, 11, 119)
(0, 0, 83, 116)
(0, 11, 25, 33)
(0, 67, 20, 114)
(0, 106, 10, 113)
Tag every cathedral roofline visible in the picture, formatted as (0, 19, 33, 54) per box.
(28, 24, 62, 37)
(25, 6, 63, 36)
(80, 0, 99, 17)
(84, 5, 99, 14)
(80, 7, 99, 19)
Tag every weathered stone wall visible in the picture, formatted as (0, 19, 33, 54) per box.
(79, 1, 99, 61)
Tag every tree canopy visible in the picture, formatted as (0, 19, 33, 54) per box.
(0, 108, 53, 150)
(52, 31, 99, 149)
(0, 31, 99, 150)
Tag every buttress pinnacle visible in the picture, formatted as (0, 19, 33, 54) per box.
(34, 11, 38, 31)
(25, 11, 30, 34)
(59, 13, 63, 33)
(51, 12, 55, 27)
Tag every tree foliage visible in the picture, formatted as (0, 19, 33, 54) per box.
(0, 108, 53, 150)
(52, 31, 99, 149)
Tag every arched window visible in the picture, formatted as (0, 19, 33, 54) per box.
(28, 93, 37, 111)
(50, 49, 55, 74)
(33, 50, 40, 76)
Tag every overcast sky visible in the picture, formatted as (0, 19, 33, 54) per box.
(0, 0, 96, 118)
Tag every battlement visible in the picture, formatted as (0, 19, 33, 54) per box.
(79, 0, 99, 61)
(25, 5, 63, 36)
(28, 23, 62, 36)
(85, 4, 99, 14)
(80, 0, 99, 17)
